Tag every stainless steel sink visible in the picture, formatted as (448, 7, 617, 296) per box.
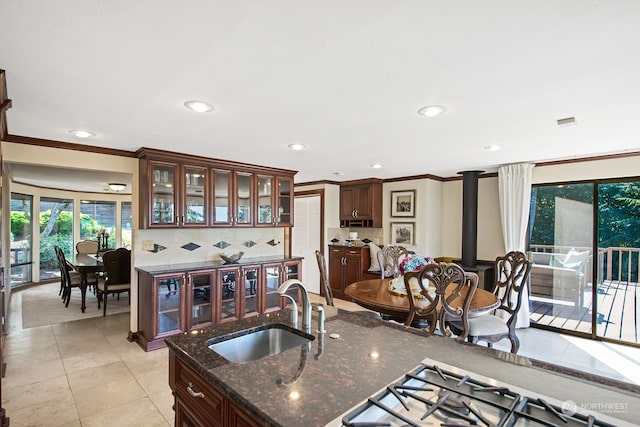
(207, 324, 314, 364)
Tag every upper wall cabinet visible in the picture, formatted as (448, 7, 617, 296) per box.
(138, 148, 296, 229)
(339, 179, 383, 228)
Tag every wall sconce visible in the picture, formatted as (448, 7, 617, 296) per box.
(108, 183, 126, 192)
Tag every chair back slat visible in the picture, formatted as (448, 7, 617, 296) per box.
(492, 251, 532, 328)
(377, 245, 410, 279)
(404, 262, 478, 341)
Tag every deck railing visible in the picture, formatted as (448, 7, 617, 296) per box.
(528, 244, 639, 283)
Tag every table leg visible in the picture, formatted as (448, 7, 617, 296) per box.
(80, 272, 88, 313)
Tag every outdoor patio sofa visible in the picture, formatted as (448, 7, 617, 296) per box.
(528, 250, 590, 308)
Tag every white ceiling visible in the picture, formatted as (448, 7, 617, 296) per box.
(1, 1, 639, 189)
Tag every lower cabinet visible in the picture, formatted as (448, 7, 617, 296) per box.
(137, 260, 302, 351)
(170, 351, 261, 427)
(328, 245, 370, 300)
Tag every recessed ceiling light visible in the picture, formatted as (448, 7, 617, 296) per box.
(68, 129, 96, 138)
(370, 163, 383, 169)
(417, 105, 446, 117)
(184, 100, 215, 113)
(484, 144, 502, 151)
(288, 143, 306, 151)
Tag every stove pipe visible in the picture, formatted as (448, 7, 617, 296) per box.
(459, 170, 483, 267)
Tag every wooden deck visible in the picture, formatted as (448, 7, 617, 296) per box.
(530, 279, 640, 344)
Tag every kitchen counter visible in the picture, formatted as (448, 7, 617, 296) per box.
(165, 309, 640, 426)
(135, 255, 303, 275)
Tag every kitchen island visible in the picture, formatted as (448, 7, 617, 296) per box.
(166, 308, 640, 426)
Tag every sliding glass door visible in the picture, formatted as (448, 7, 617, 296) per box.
(10, 193, 33, 286)
(528, 183, 594, 335)
(595, 180, 640, 344)
(528, 178, 640, 346)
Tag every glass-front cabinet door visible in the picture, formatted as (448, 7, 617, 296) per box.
(256, 175, 274, 226)
(235, 172, 253, 226)
(276, 176, 293, 226)
(218, 267, 240, 323)
(212, 168, 232, 226)
(242, 266, 261, 318)
(263, 263, 283, 313)
(155, 273, 184, 336)
(182, 166, 207, 227)
(187, 270, 214, 330)
(149, 161, 178, 227)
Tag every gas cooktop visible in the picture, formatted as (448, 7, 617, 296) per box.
(327, 357, 635, 427)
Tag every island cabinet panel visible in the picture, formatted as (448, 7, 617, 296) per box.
(138, 148, 296, 229)
(171, 352, 226, 427)
(227, 402, 262, 427)
(328, 245, 370, 300)
(339, 179, 382, 227)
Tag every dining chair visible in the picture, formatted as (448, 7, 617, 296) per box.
(457, 251, 531, 353)
(98, 248, 131, 316)
(75, 239, 99, 255)
(55, 246, 83, 307)
(404, 262, 478, 342)
(315, 250, 334, 306)
(377, 245, 410, 279)
(76, 239, 101, 293)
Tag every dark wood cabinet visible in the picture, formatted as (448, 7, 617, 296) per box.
(328, 245, 370, 300)
(171, 352, 227, 427)
(138, 148, 296, 229)
(137, 259, 302, 351)
(170, 352, 261, 427)
(339, 179, 382, 227)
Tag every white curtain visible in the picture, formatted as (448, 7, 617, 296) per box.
(498, 162, 534, 328)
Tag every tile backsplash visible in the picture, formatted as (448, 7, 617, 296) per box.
(328, 227, 384, 245)
(134, 228, 285, 267)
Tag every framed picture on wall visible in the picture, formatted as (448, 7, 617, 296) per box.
(391, 190, 416, 217)
(391, 222, 415, 246)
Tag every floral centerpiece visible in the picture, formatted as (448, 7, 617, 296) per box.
(388, 254, 435, 297)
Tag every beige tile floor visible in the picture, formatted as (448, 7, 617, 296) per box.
(3, 287, 640, 426)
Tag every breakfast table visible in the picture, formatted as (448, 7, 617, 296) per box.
(344, 277, 499, 328)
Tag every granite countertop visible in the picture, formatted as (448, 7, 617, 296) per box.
(135, 255, 303, 274)
(165, 309, 640, 426)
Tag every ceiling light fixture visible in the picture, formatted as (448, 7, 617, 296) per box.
(417, 105, 446, 117)
(288, 143, 306, 151)
(484, 144, 502, 151)
(370, 163, 383, 169)
(108, 183, 126, 192)
(68, 129, 96, 138)
(557, 117, 577, 127)
(184, 100, 215, 113)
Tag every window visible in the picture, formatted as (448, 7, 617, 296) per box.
(80, 200, 116, 248)
(10, 193, 33, 286)
(121, 201, 132, 249)
(39, 197, 73, 281)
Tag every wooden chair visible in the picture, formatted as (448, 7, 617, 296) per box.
(97, 248, 131, 316)
(460, 251, 531, 353)
(404, 262, 478, 342)
(377, 245, 410, 279)
(315, 250, 334, 306)
(76, 239, 99, 255)
(55, 246, 82, 307)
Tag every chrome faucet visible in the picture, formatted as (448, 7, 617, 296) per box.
(277, 279, 312, 334)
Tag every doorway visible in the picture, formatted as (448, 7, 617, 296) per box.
(292, 193, 322, 294)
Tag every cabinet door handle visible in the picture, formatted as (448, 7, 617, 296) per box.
(187, 383, 205, 398)
(354, 210, 358, 218)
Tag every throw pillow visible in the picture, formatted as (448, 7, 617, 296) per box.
(563, 248, 590, 269)
(368, 243, 381, 272)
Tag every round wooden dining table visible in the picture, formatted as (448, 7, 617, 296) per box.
(344, 278, 500, 326)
